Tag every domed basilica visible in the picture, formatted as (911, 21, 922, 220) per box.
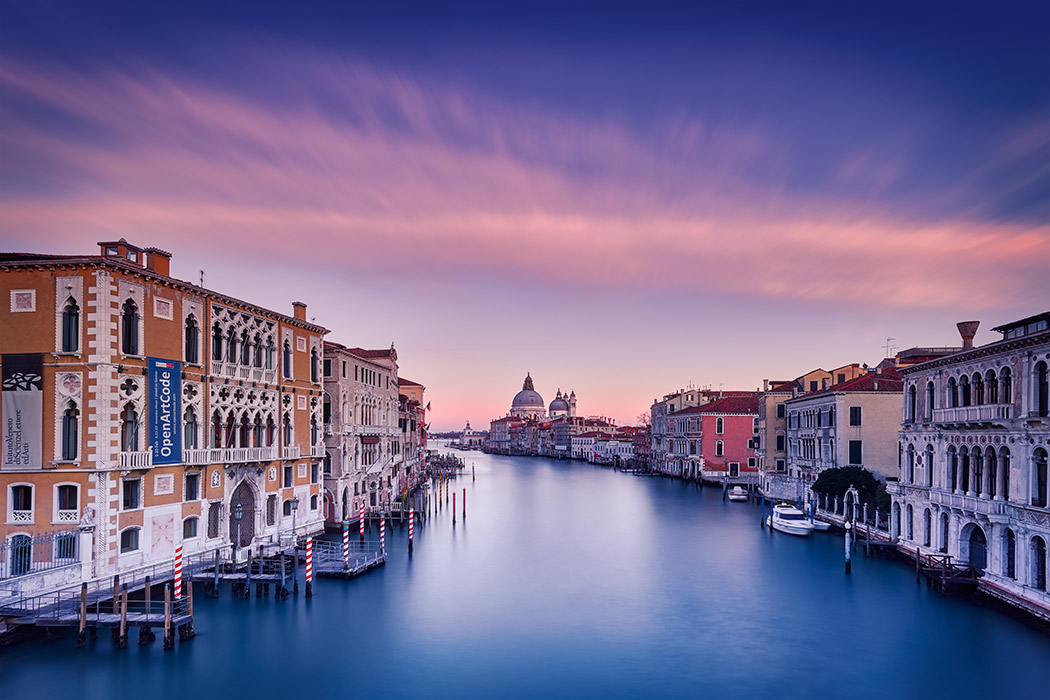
(509, 373, 576, 420)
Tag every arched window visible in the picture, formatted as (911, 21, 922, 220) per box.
(947, 377, 958, 408)
(1000, 447, 1011, 501)
(1003, 528, 1016, 579)
(10, 484, 33, 521)
(922, 509, 931, 547)
(238, 412, 250, 448)
(959, 375, 971, 407)
(906, 444, 915, 483)
(184, 315, 199, 364)
(265, 336, 275, 370)
(940, 512, 949, 553)
(1031, 536, 1047, 591)
(1033, 448, 1048, 508)
(211, 411, 222, 448)
(224, 412, 236, 448)
(972, 448, 983, 497)
(972, 372, 984, 406)
(986, 447, 997, 499)
(925, 444, 934, 487)
(212, 322, 223, 361)
(120, 527, 140, 553)
(253, 413, 264, 447)
(184, 407, 198, 450)
(960, 447, 971, 493)
(716, 417, 724, 435)
(61, 298, 79, 353)
(183, 516, 199, 539)
(61, 401, 79, 461)
(253, 333, 263, 368)
(828, 406, 835, 426)
(283, 341, 292, 379)
(324, 451, 332, 476)
(311, 349, 319, 383)
(947, 446, 958, 492)
(226, 326, 237, 363)
(1001, 367, 1012, 405)
(906, 504, 913, 540)
(1036, 361, 1049, 417)
(925, 381, 935, 420)
(240, 329, 251, 365)
(120, 403, 139, 452)
(266, 414, 276, 446)
(907, 385, 916, 422)
(282, 413, 292, 445)
(715, 440, 724, 457)
(310, 416, 319, 445)
(323, 394, 331, 424)
(985, 370, 998, 405)
(120, 299, 139, 355)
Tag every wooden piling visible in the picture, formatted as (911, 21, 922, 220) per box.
(118, 586, 128, 649)
(163, 585, 174, 650)
(77, 582, 88, 648)
(463, 488, 466, 519)
(187, 578, 196, 637)
(112, 575, 120, 614)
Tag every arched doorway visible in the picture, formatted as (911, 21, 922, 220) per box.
(966, 525, 987, 572)
(8, 534, 32, 576)
(229, 480, 256, 547)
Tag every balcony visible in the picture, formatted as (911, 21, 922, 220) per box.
(11, 510, 32, 523)
(184, 448, 222, 465)
(309, 445, 325, 458)
(227, 446, 278, 463)
(210, 360, 277, 385)
(931, 404, 1012, 426)
(56, 509, 79, 524)
(118, 450, 153, 469)
(282, 446, 301, 460)
(930, 490, 1009, 517)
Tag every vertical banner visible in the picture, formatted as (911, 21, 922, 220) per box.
(2, 353, 43, 468)
(148, 357, 182, 464)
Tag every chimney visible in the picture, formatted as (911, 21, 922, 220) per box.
(144, 247, 171, 276)
(957, 321, 980, 350)
(821, 378, 828, 390)
(763, 379, 769, 392)
(292, 301, 307, 322)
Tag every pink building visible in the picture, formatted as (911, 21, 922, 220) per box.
(673, 394, 759, 483)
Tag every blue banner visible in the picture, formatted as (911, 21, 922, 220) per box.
(148, 357, 181, 465)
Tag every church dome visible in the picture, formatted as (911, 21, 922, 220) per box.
(549, 389, 569, 414)
(511, 373, 545, 411)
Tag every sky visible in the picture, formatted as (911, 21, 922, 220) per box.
(1, 1, 1048, 431)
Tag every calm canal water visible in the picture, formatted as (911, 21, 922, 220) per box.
(3, 449, 1049, 698)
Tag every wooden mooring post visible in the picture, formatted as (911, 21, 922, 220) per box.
(117, 585, 128, 649)
(77, 582, 88, 648)
(140, 576, 155, 645)
(163, 584, 174, 650)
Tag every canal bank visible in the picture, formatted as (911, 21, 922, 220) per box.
(2, 450, 1049, 699)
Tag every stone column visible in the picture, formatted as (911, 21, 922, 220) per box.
(79, 523, 95, 582)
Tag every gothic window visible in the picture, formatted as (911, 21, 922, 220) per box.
(61, 298, 79, 352)
(265, 336, 275, 370)
(253, 413, 264, 447)
(922, 509, 931, 547)
(947, 377, 958, 408)
(1001, 367, 1012, 404)
(973, 449, 984, 497)
(925, 444, 934, 488)
(906, 385, 916, 422)
(253, 333, 263, 368)
(1033, 448, 1048, 508)
(311, 349, 319, 383)
(925, 381, 935, 420)
(212, 322, 223, 361)
(184, 407, 199, 450)
(1032, 537, 1047, 591)
(282, 413, 292, 445)
(947, 445, 958, 492)
(238, 412, 250, 448)
(184, 315, 199, 364)
(224, 411, 236, 448)
(1000, 447, 1011, 501)
(959, 374, 971, 407)
(972, 372, 984, 406)
(986, 370, 998, 405)
(61, 400, 79, 461)
(283, 340, 292, 379)
(715, 440, 724, 457)
(716, 417, 724, 435)
(211, 410, 222, 448)
(120, 403, 139, 452)
(1036, 361, 1049, 417)
(906, 444, 915, 483)
(1003, 529, 1016, 579)
(240, 329, 250, 365)
(906, 504, 913, 540)
(310, 417, 318, 445)
(266, 414, 276, 446)
(120, 299, 139, 355)
(226, 326, 237, 363)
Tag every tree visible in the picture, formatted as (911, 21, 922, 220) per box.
(811, 466, 882, 507)
(636, 411, 651, 428)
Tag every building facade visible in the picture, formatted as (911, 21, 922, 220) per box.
(889, 315, 1050, 616)
(1, 240, 326, 586)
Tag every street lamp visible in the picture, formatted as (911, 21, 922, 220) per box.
(290, 495, 300, 537)
(233, 503, 243, 562)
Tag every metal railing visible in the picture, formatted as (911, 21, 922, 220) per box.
(0, 529, 80, 580)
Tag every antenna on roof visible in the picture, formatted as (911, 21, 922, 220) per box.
(884, 337, 897, 357)
(199, 270, 205, 287)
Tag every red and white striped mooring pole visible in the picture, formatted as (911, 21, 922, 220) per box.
(380, 515, 386, 554)
(305, 537, 314, 598)
(408, 508, 414, 552)
(359, 503, 366, 540)
(342, 519, 349, 569)
(174, 544, 183, 599)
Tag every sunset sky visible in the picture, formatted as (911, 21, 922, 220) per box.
(1, 2, 1048, 431)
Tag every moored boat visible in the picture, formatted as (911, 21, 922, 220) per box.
(811, 519, 832, 531)
(727, 486, 748, 502)
(766, 504, 815, 536)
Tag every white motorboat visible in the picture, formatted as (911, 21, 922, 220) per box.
(727, 486, 748, 502)
(766, 504, 815, 536)
(811, 519, 832, 531)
